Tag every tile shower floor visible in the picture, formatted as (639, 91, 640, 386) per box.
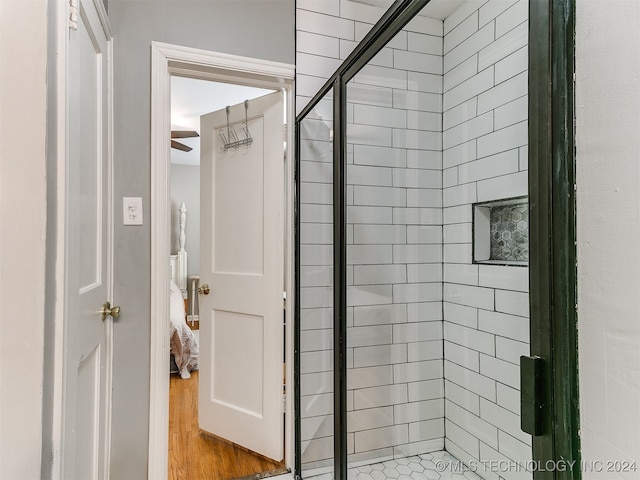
(310, 451, 482, 480)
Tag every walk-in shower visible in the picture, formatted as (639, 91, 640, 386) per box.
(296, 0, 536, 478)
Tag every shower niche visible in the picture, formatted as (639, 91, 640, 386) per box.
(473, 196, 529, 265)
(297, 0, 532, 479)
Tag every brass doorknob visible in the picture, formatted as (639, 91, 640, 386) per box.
(198, 284, 210, 295)
(101, 301, 121, 320)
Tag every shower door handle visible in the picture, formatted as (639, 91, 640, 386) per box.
(520, 355, 546, 436)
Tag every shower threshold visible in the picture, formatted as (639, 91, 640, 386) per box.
(306, 451, 482, 480)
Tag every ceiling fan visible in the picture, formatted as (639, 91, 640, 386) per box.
(171, 130, 199, 152)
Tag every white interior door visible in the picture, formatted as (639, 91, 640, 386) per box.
(199, 91, 284, 461)
(62, 0, 113, 477)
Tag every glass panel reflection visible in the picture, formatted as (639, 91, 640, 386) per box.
(299, 91, 335, 478)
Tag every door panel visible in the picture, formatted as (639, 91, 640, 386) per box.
(212, 310, 264, 415)
(63, 0, 112, 477)
(75, 346, 101, 476)
(73, 6, 102, 290)
(199, 91, 284, 461)
(213, 117, 265, 275)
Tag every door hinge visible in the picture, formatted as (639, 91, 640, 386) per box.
(283, 392, 287, 412)
(283, 124, 287, 142)
(520, 355, 545, 436)
(69, 0, 79, 30)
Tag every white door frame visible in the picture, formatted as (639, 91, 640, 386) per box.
(149, 42, 295, 479)
(50, 0, 114, 478)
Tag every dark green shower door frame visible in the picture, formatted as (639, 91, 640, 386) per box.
(528, 0, 579, 478)
(294, 0, 579, 479)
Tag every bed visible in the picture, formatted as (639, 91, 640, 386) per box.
(169, 202, 198, 379)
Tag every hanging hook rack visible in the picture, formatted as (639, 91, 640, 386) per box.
(219, 100, 253, 152)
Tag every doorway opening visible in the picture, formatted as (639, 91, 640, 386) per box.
(168, 76, 283, 479)
(149, 42, 296, 480)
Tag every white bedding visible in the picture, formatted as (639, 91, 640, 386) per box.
(169, 279, 199, 379)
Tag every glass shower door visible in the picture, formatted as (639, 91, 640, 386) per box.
(298, 90, 335, 479)
(344, 7, 446, 472)
(293, 0, 564, 477)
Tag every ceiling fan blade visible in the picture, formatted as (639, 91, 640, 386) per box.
(171, 130, 199, 139)
(171, 140, 192, 152)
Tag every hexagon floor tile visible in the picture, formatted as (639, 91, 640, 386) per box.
(306, 451, 483, 480)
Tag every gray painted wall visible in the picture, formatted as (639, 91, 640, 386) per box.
(171, 164, 200, 281)
(107, 2, 294, 477)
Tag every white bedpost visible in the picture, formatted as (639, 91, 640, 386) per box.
(178, 203, 186, 252)
(177, 203, 188, 298)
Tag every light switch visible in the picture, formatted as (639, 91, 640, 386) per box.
(123, 197, 143, 225)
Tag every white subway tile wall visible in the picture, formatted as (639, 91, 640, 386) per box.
(442, 1, 532, 478)
(345, 6, 446, 460)
(297, 0, 531, 477)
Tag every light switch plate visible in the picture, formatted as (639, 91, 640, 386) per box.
(123, 197, 143, 225)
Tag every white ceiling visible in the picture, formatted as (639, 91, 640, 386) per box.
(171, 76, 274, 166)
(349, 0, 467, 20)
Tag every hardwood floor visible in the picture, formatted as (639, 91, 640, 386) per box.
(169, 370, 285, 480)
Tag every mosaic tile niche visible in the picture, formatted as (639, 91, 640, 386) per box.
(490, 202, 529, 262)
(473, 197, 529, 265)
